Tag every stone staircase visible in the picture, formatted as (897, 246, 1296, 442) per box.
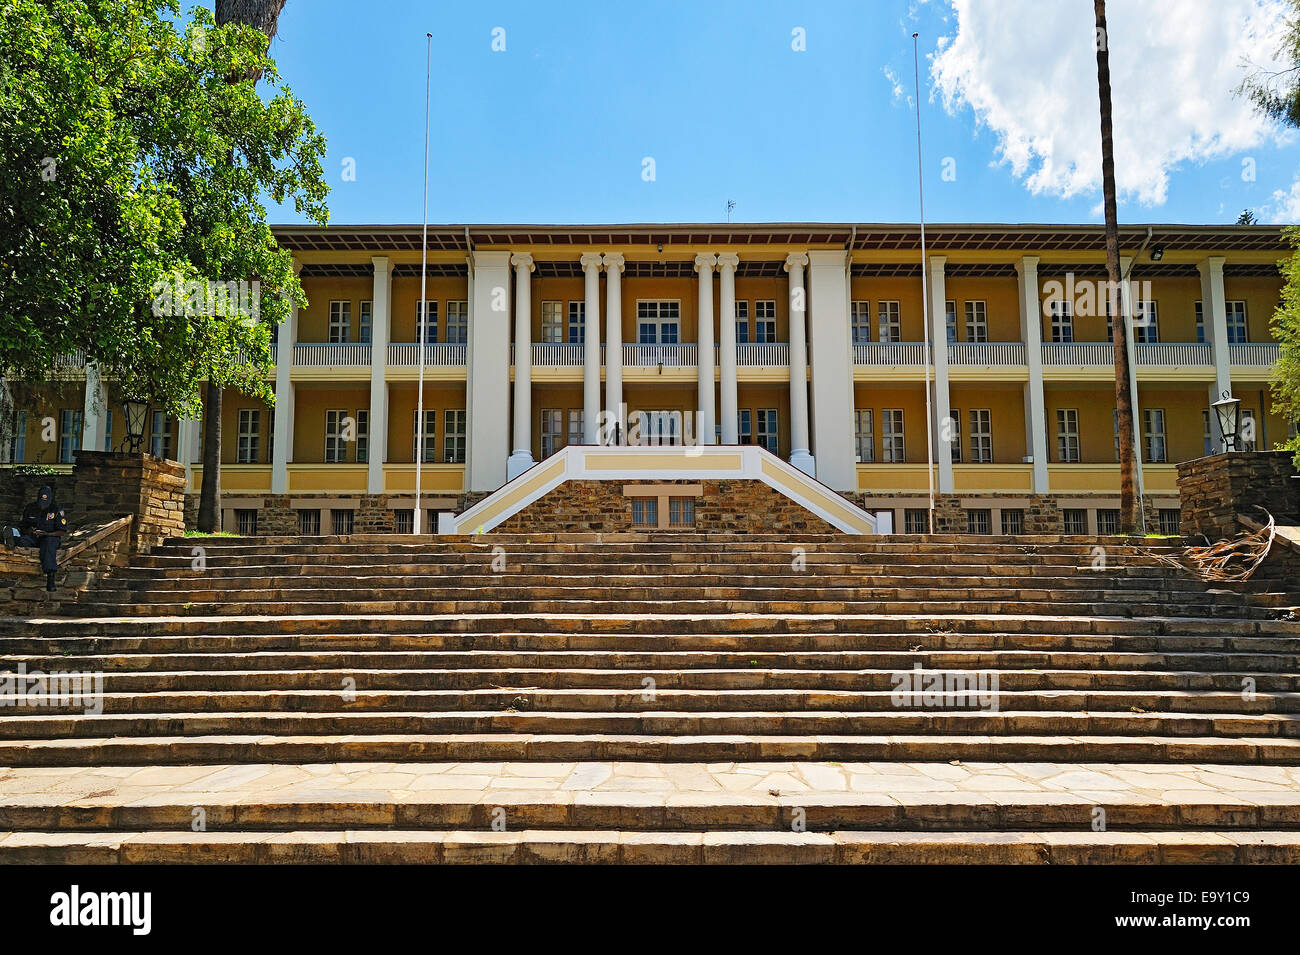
(2, 532, 1299, 863)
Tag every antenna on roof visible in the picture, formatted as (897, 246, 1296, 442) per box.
(726, 200, 736, 223)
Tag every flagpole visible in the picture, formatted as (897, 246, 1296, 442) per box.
(912, 32, 936, 524)
(414, 31, 432, 534)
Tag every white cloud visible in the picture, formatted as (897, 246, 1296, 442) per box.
(931, 0, 1291, 206)
(883, 65, 909, 105)
(1266, 177, 1300, 219)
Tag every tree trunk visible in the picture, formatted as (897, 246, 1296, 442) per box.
(197, 0, 287, 532)
(1094, 0, 1139, 533)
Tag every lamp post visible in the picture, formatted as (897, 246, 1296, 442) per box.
(122, 399, 149, 453)
(1211, 391, 1242, 452)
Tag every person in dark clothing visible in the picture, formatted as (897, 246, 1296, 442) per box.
(3, 485, 69, 591)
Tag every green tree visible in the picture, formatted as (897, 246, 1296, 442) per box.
(1238, 209, 1259, 225)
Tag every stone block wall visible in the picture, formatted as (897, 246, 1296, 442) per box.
(1176, 451, 1300, 540)
(0, 515, 134, 615)
(71, 451, 186, 552)
(0, 470, 76, 525)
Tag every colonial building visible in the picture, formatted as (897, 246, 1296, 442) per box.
(5, 222, 1292, 535)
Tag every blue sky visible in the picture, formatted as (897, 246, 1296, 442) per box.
(258, 0, 1300, 226)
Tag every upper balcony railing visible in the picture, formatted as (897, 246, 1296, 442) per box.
(947, 342, 1026, 365)
(293, 343, 371, 366)
(736, 343, 790, 366)
(531, 343, 588, 366)
(1042, 342, 1217, 366)
(854, 342, 928, 365)
(387, 343, 467, 366)
(623, 343, 698, 367)
(1229, 343, 1280, 365)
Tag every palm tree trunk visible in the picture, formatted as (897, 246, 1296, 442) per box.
(1094, 0, 1139, 533)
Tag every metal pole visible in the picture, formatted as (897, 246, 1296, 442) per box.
(912, 33, 936, 523)
(415, 32, 432, 534)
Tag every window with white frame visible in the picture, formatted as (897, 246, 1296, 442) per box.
(1132, 300, 1159, 343)
(445, 301, 468, 344)
(1057, 408, 1081, 463)
(969, 409, 993, 463)
(328, 301, 351, 343)
(150, 411, 170, 459)
(412, 409, 437, 463)
(1143, 408, 1167, 463)
(851, 301, 872, 344)
(756, 409, 779, 453)
(415, 300, 437, 343)
(737, 409, 752, 445)
(1226, 301, 1248, 343)
(877, 301, 901, 343)
(325, 410, 348, 463)
(734, 300, 750, 343)
(1048, 298, 1073, 342)
(540, 409, 563, 458)
(355, 409, 369, 463)
(1194, 301, 1205, 343)
(237, 409, 259, 464)
(443, 409, 466, 464)
(567, 301, 585, 344)
(540, 301, 564, 344)
(755, 300, 776, 343)
(1240, 408, 1257, 451)
(882, 409, 905, 462)
(945, 300, 957, 344)
(359, 301, 372, 344)
(1202, 408, 1214, 456)
(568, 409, 584, 447)
(12, 410, 26, 462)
(964, 301, 988, 343)
(103, 410, 113, 452)
(855, 409, 874, 463)
(637, 300, 680, 344)
(949, 408, 961, 463)
(58, 409, 81, 463)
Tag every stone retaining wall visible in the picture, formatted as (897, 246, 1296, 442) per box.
(1176, 451, 1300, 540)
(72, 451, 185, 552)
(0, 516, 133, 615)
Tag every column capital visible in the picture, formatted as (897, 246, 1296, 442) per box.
(784, 252, 809, 271)
(602, 252, 625, 273)
(928, 254, 947, 269)
(716, 253, 740, 270)
(510, 252, 535, 272)
(1198, 255, 1227, 275)
(371, 255, 390, 272)
(1015, 254, 1040, 276)
(291, 256, 303, 276)
(694, 253, 717, 273)
(579, 252, 603, 271)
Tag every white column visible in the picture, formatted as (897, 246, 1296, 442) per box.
(603, 253, 625, 444)
(81, 362, 108, 451)
(1199, 256, 1233, 450)
(928, 256, 954, 494)
(507, 252, 535, 479)
(694, 253, 717, 444)
(176, 416, 199, 487)
(785, 252, 814, 474)
(717, 253, 740, 444)
(271, 284, 298, 494)
(367, 255, 391, 493)
(1016, 255, 1049, 493)
(466, 251, 512, 492)
(580, 252, 603, 444)
(806, 251, 856, 489)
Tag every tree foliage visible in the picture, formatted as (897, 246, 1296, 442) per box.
(0, 0, 328, 416)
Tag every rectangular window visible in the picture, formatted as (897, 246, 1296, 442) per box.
(1001, 508, 1024, 535)
(882, 409, 905, 463)
(1063, 508, 1087, 534)
(150, 411, 171, 459)
(969, 409, 992, 463)
(444, 410, 466, 464)
(636, 300, 680, 344)
(854, 409, 874, 463)
(757, 409, 779, 454)
(851, 301, 872, 344)
(298, 509, 320, 535)
(359, 300, 372, 344)
(332, 509, 354, 535)
(235, 509, 258, 536)
(1203, 408, 1214, 456)
(325, 409, 348, 463)
(632, 498, 657, 526)
(416, 300, 438, 343)
(1132, 300, 1159, 343)
(540, 409, 563, 458)
(567, 301, 585, 344)
(735, 300, 750, 344)
(1158, 508, 1181, 536)
(1240, 409, 1257, 451)
(877, 301, 901, 343)
(328, 301, 351, 343)
(394, 510, 413, 534)
(737, 409, 752, 445)
(1056, 408, 1081, 463)
(445, 301, 468, 344)
(355, 410, 369, 464)
(1143, 408, 1167, 463)
(1194, 301, 1205, 344)
(949, 407, 962, 463)
(1097, 509, 1120, 535)
(103, 410, 113, 453)
(58, 409, 81, 463)
(755, 300, 776, 343)
(237, 409, 259, 464)
(1226, 301, 1248, 343)
(12, 410, 27, 463)
(1048, 298, 1073, 343)
(668, 497, 695, 527)
(964, 301, 988, 343)
(967, 509, 992, 535)
(904, 508, 930, 534)
(945, 300, 957, 344)
(541, 301, 564, 344)
(568, 409, 584, 447)
(412, 409, 437, 463)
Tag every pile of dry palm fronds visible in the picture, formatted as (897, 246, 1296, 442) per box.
(1155, 508, 1276, 582)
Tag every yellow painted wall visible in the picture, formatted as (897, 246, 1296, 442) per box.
(948, 383, 1027, 463)
(386, 382, 466, 464)
(219, 388, 274, 465)
(532, 383, 585, 459)
(298, 277, 372, 343)
(853, 384, 929, 464)
(850, 277, 925, 341)
(1043, 386, 1117, 465)
(1224, 276, 1284, 343)
(291, 386, 371, 463)
(733, 276, 789, 342)
(390, 276, 469, 344)
(622, 277, 699, 342)
(943, 277, 1022, 342)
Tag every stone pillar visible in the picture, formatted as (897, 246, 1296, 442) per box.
(694, 253, 717, 445)
(71, 451, 187, 553)
(580, 252, 603, 445)
(603, 253, 625, 444)
(1016, 255, 1049, 493)
(928, 255, 954, 494)
(81, 362, 108, 452)
(1176, 450, 1300, 539)
(717, 253, 740, 444)
(467, 251, 512, 492)
(367, 255, 391, 493)
(271, 284, 298, 495)
(785, 252, 814, 474)
(507, 252, 535, 480)
(1199, 256, 1233, 451)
